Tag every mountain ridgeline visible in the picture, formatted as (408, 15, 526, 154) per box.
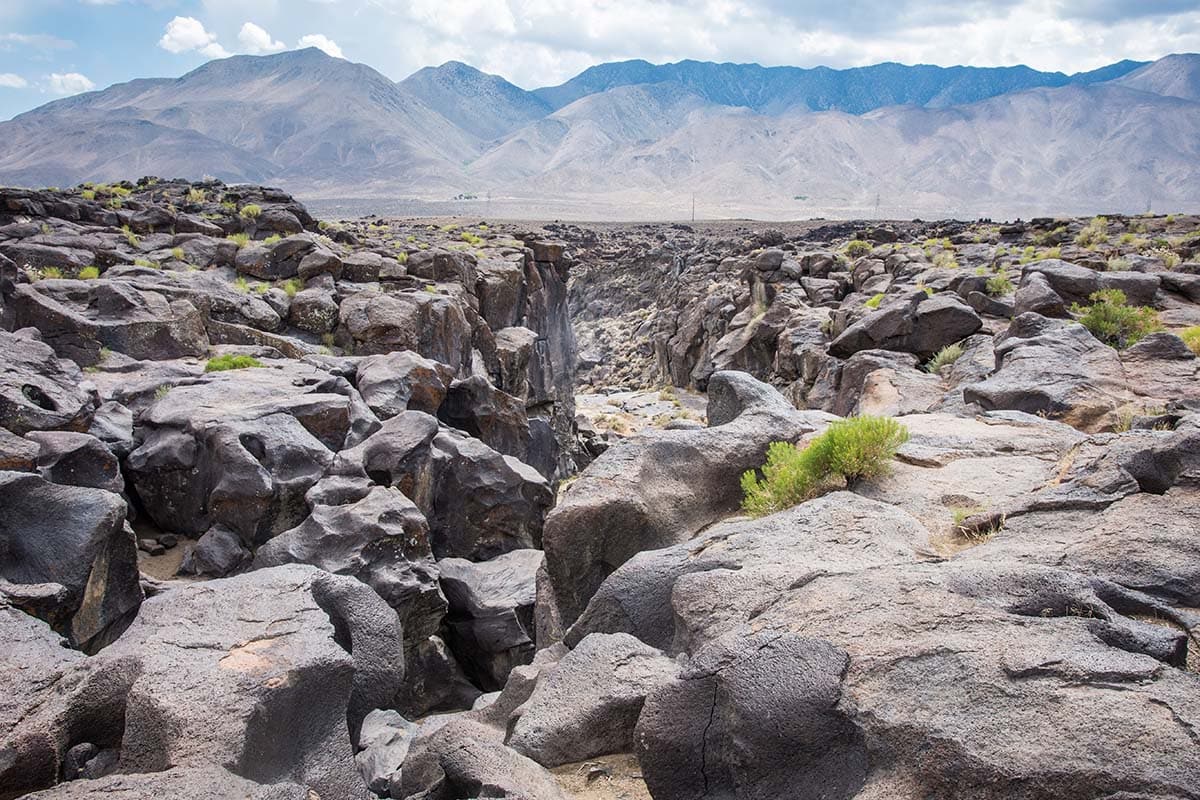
(2, 49, 1200, 218)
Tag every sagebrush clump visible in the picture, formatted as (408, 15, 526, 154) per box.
(741, 415, 910, 516)
(204, 354, 264, 372)
(926, 342, 964, 374)
(1071, 289, 1162, 349)
(1180, 326, 1200, 356)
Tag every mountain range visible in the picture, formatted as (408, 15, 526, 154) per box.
(1, 48, 1199, 219)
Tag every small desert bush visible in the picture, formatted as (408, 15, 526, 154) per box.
(926, 342, 965, 374)
(1180, 326, 1200, 356)
(844, 240, 873, 258)
(228, 232, 250, 248)
(239, 204, 263, 219)
(396, 251, 409, 264)
(864, 293, 884, 309)
(204, 354, 264, 373)
(122, 225, 140, 247)
(985, 274, 1014, 296)
(932, 251, 959, 270)
(40, 266, 63, 280)
(187, 188, 207, 204)
(233, 276, 250, 293)
(1075, 216, 1108, 248)
(170, 247, 185, 261)
(81, 189, 96, 201)
(78, 266, 100, 280)
(282, 278, 301, 298)
(263, 234, 283, 246)
(740, 416, 910, 516)
(1072, 289, 1162, 349)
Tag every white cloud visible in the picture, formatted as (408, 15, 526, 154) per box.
(0, 73, 28, 88)
(239, 22, 286, 54)
(297, 33, 344, 59)
(47, 72, 95, 95)
(158, 16, 231, 59)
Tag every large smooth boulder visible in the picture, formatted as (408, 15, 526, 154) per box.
(126, 362, 378, 543)
(963, 313, 1132, 431)
(26, 430, 123, 493)
(338, 289, 472, 369)
(22, 768, 308, 800)
(542, 371, 815, 628)
(438, 549, 543, 690)
(9, 280, 209, 366)
(0, 471, 140, 650)
(356, 350, 455, 419)
(0, 329, 97, 435)
(1023, 259, 1160, 306)
(636, 632, 866, 800)
(334, 411, 553, 561)
(829, 291, 982, 360)
(254, 486, 447, 645)
(508, 632, 676, 767)
(396, 718, 567, 800)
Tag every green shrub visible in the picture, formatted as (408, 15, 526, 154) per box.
(282, 278, 301, 298)
(926, 342, 965, 373)
(133, 258, 157, 269)
(122, 225, 140, 247)
(1075, 216, 1108, 248)
(1071, 289, 1162, 349)
(740, 416, 910, 516)
(240, 204, 263, 219)
(864, 293, 884, 309)
(985, 274, 1014, 296)
(233, 276, 250, 293)
(81, 189, 96, 201)
(170, 247, 185, 261)
(40, 266, 63, 280)
(844, 239, 873, 258)
(221, 200, 237, 213)
(228, 232, 250, 248)
(187, 188, 207, 204)
(460, 231, 484, 246)
(1106, 258, 1130, 271)
(263, 234, 283, 246)
(1180, 326, 1200, 356)
(78, 266, 100, 280)
(204, 354, 264, 373)
(932, 251, 959, 270)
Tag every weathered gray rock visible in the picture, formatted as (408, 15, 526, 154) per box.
(26, 430, 123, 493)
(508, 632, 676, 767)
(963, 313, 1132, 431)
(0, 471, 140, 650)
(395, 718, 567, 800)
(0, 329, 97, 435)
(254, 486, 447, 645)
(438, 374, 531, 463)
(338, 289, 472, 369)
(439, 549, 543, 690)
(636, 631, 866, 800)
(21, 768, 308, 800)
(334, 411, 553, 561)
(178, 524, 250, 577)
(542, 371, 814, 628)
(287, 287, 339, 333)
(126, 362, 377, 543)
(1023, 258, 1160, 306)
(1013, 271, 1067, 317)
(829, 291, 982, 360)
(356, 350, 455, 419)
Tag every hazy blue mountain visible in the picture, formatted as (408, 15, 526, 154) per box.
(401, 61, 552, 140)
(532, 58, 1149, 114)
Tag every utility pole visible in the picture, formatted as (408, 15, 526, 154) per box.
(691, 193, 695, 223)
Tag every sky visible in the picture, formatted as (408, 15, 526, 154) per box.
(1, 0, 1199, 119)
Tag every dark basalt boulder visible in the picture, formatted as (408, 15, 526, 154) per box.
(438, 548, 543, 690)
(0, 471, 140, 651)
(541, 371, 815, 628)
(337, 289, 473, 369)
(507, 632, 676, 768)
(356, 350, 455, 419)
(25, 430, 123, 493)
(1, 565, 402, 800)
(254, 486, 447, 645)
(0, 329, 97, 435)
(125, 362, 378, 544)
(828, 290, 982, 360)
(333, 411, 553, 562)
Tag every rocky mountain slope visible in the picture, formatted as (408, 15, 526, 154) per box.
(2, 183, 1200, 798)
(1, 51, 1198, 217)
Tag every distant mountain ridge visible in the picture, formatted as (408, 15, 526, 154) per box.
(531, 58, 1148, 113)
(0, 49, 1198, 219)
